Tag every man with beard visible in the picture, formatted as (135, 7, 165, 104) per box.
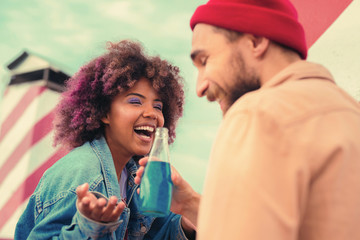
(188, 0, 360, 239)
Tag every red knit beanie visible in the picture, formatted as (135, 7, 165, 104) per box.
(190, 0, 307, 59)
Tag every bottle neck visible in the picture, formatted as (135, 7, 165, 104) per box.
(149, 127, 170, 163)
(155, 127, 169, 139)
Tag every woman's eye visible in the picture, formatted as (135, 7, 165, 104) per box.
(128, 97, 141, 105)
(154, 103, 163, 111)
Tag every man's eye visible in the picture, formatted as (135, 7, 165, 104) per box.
(201, 57, 208, 66)
(128, 97, 141, 104)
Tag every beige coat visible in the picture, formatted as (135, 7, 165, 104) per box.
(198, 61, 360, 240)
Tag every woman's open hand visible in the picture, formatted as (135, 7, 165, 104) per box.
(76, 183, 125, 223)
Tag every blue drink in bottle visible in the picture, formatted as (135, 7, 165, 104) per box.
(139, 127, 173, 217)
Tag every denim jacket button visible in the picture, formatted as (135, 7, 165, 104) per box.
(140, 226, 147, 233)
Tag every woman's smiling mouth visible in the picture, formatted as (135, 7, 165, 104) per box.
(134, 125, 155, 141)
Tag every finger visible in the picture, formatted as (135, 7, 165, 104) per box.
(90, 198, 107, 221)
(76, 183, 91, 215)
(134, 167, 145, 185)
(107, 201, 126, 222)
(76, 183, 89, 201)
(77, 196, 92, 217)
(100, 196, 118, 221)
(138, 156, 149, 166)
(171, 166, 180, 186)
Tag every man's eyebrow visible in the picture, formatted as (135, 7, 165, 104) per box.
(126, 92, 162, 102)
(190, 50, 202, 61)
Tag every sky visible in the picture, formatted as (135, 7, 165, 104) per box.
(0, 0, 220, 193)
(0, 0, 360, 193)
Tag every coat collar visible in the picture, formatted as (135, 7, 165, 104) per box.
(262, 60, 335, 89)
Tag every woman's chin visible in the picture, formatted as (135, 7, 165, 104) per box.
(135, 148, 151, 157)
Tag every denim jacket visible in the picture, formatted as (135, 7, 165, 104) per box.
(15, 136, 187, 240)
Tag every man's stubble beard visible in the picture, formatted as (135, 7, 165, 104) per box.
(228, 50, 261, 107)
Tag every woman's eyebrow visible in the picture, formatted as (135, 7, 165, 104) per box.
(126, 93, 145, 98)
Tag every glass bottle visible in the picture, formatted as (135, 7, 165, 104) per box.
(139, 127, 173, 217)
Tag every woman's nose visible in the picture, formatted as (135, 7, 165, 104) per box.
(142, 106, 157, 120)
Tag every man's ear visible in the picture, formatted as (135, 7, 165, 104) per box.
(249, 34, 270, 58)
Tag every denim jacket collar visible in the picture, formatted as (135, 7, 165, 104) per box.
(89, 136, 141, 206)
(90, 136, 121, 199)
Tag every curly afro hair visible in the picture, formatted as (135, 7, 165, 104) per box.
(53, 40, 185, 150)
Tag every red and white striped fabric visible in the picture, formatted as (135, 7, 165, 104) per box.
(0, 82, 66, 239)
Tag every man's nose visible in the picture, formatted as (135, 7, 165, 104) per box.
(196, 74, 209, 97)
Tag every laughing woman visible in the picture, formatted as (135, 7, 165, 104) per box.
(15, 40, 197, 239)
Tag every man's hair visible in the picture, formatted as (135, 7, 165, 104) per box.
(53, 40, 185, 150)
(212, 26, 244, 42)
(213, 26, 300, 58)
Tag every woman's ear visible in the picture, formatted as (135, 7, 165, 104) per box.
(101, 115, 109, 124)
